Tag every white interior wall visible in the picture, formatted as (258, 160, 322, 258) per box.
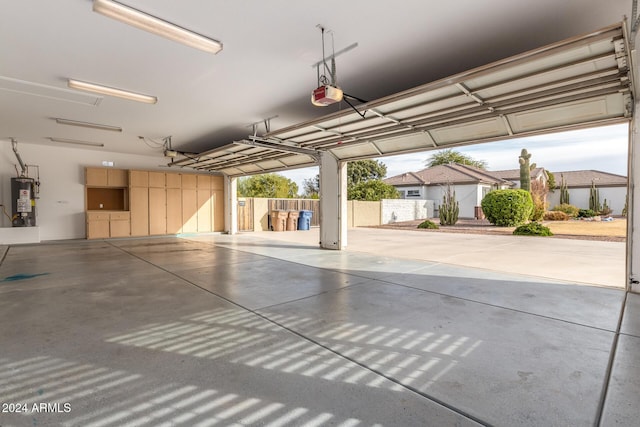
(0, 141, 168, 240)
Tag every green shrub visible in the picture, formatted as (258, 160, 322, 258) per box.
(513, 222, 553, 236)
(552, 204, 579, 217)
(577, 209, 597, 218)
(481, 189, 533, 227)
(543, 211, 569, 221)
(417, 219, 439, 229)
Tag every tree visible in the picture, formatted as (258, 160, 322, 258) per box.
(425, 149, 487, 169)
(348, 180, 399, 201)
(301, 174, 320, 199)
(237, 173, 298, 198)
(347, 160, 387, 186)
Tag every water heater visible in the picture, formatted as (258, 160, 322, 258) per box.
(11, 177, 36, 227)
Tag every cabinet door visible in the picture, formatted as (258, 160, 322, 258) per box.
(129, 170, 149, 187)
(110, 220, 131, 237)
(166, 173, 181, 189)
(211, 175, 223, 191)
(149, 187, 167, 235)
(166, 188, 182, 234)
(197, 188, 212, 232)
(130, 187, 149, 236)
(87, 219, 109, 239)
(107, 169, 128, 187)
(182, 174, 197, 189)
(182, 189, 198, 233)
(86, 168, 108, 186)
(212, 190, 225, 231)
(148, 172, 166, 188)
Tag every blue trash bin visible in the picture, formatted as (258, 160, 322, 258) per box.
(298, 210, 313, 231)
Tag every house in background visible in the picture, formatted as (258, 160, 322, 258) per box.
(386, 164, 628, 218)
(490, 168, 548, 188)
(383, 164, 513, 218)
(548, 170, 628, 214)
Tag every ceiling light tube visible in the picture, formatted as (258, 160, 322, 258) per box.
(67, 79, 157, 104)
(48, 137, 105, 147)
(55, 118, 122, 132)
(92, 0, 223, 54)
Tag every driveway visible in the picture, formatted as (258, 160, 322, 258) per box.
(233, 227, 626, 288)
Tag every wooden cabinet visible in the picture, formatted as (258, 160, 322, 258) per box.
(130, 187, 149, 236)
(166, 173, 181, 189)
(149, 172, 165, 188)
(213, 190, 224, 231)
(182, 174, 197, 189)
(85, 168, 225, 239)
(86, 168, 128, 187)
(86, 212, 110, 239)
(86, 168, 108, 186)
(86, 211, 130, 239)
(166, 188, 183, 234)
(109, 212, 130, 237)
(149, 187, 167, 235)
(182, 189, 198, 233)
(196, 175, 211, 232)
(108, 169, 128, 187)
(129, 170, 149, 187)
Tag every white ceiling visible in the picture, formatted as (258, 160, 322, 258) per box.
(0, 0, 632, 161)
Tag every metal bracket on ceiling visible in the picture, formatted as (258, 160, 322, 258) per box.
(236, 137, 321, 162)
(248, 115, 279, 137)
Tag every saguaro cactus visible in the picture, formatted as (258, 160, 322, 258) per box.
(439, 184, 459, 226)
(559, 174, 570, 205)
(518, 149, 536, 192)
(589, 180, 601, 213)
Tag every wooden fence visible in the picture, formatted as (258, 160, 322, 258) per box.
(237, 198, 254, 231)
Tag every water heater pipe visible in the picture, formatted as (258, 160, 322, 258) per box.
(11, 139, 27, 177)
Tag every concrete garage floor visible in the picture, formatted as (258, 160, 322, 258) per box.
(0, 230, 638, 426)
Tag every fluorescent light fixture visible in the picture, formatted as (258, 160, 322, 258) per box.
(55, 118, 122, 132)
(48, 137, 105, 147)
(67, 79, 157, 104)
(92, 0, 223, 54)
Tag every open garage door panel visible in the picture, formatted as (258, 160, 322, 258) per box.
(172, 22, 633, 175)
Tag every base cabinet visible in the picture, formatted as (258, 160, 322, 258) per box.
(87, 212, 130, 239)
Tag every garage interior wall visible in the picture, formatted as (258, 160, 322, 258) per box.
(0, 142, 173, 240)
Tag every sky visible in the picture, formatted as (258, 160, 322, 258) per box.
(279, 123, 630, 190)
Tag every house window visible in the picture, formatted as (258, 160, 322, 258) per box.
(482, 187, 491, 199)
(407, 190, 421, 197)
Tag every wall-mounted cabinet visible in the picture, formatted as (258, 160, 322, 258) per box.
(86, 167, 128, 187)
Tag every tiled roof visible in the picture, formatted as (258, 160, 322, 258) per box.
(384, 163, 513, 186)
(554, 170, 627, 187)
(490, 167, 546, 181)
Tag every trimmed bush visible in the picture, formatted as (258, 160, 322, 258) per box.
(543, 211, 569, 221)
(552, 204, 579, 217)
(577, 209, 597, 218)
(481, 189, 533, 227)
(513, 222, 553, 236)
(417, 219, 439, 229)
